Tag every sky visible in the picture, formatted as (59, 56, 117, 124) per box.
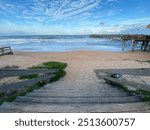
(0, 0, 150, 35)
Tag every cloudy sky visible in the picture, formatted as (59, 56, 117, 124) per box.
(0, 0, 150, 35)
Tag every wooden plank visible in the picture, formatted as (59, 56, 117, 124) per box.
(0, 69, 58, 78)
(95, 68, 150, 76)
(143, 41, 149, 51)
(0, 74, 56, 94)
(0, 46, 13, 56)
(122, 40, 125, 51)
(132, 40, 135, 52)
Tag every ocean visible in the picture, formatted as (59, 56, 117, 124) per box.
(0, 35, 133, 52)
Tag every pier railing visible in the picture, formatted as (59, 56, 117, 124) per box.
(121, 35, 150, 41)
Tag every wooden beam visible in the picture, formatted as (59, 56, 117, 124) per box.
(122, 40, 125, 51)
(141, 41, 145, 50)
(132, 40, 135, 52)
(143, 41, 149, 51)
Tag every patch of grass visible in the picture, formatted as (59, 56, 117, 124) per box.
(134, 90, 150, 101)
(50, 70, 66, 82)
(0, 81, 47, 104)
(31, 61, 67, 70)
(0, 93, 5, 98)
(19, 61, 67, 80)
(104, 77, 131, 93)
(145, 60, 150, 63)
(136, 60, 150, 64)
(0, 95, 17, 103)
(19, 74, 38, 80)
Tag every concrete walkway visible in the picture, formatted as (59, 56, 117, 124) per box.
(0, 80, 150, 112)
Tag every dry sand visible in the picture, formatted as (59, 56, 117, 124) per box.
(0, 51, 150, 84)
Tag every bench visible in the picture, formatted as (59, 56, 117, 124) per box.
(0, 46, 13, 56)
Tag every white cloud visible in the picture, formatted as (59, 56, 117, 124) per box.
(0, 0, 122, 24)
(0, 0, 102, 22)
(104, 17, 150, 34)
(34, 0, 101, 21)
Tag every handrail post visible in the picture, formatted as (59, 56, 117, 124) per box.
(132, 39, 135, 52)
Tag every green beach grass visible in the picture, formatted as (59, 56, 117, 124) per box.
(19, 61, 67, 80)
(136, 60, 150, 64)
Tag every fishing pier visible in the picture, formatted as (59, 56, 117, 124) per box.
(90, 34, 150, 52)
(121, 35, 150, 51)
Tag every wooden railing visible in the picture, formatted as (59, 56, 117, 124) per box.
(121, 35, 150, 41)
(0, 46, 13, 56)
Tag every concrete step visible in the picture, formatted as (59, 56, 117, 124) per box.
(14, 95, 142, 104)
(0, 101, 150, 113)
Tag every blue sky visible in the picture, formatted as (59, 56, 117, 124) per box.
(0, 0, 150, 35)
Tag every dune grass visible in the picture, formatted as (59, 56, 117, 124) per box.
(136, 60, 150, 64)
(19, 61, 67, 80)
(0, 82, 42, 104)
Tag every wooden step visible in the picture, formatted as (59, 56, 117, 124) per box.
(0, 102, 150, 113)
(14, 95, 142, 104)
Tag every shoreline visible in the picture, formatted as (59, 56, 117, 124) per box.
(12, 50, 150, 55)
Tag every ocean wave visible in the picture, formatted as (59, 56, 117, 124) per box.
(0, 35, 129, 52)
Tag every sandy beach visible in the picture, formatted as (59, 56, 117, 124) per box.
(0, 51, 150, 83)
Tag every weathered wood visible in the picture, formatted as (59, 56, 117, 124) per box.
(141, 41, 145, 50)
(0, 46, 13, 56)
(0, 69, 58, 78)
(0, 74, 56, 94)
(132, 40, 135, 52)
(95, 68, 150, 76)
(96, 73, 150, 92)
(122, 40, 125, 51)
(143, 41, 149, 51)
(95, 68, 150, 92)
